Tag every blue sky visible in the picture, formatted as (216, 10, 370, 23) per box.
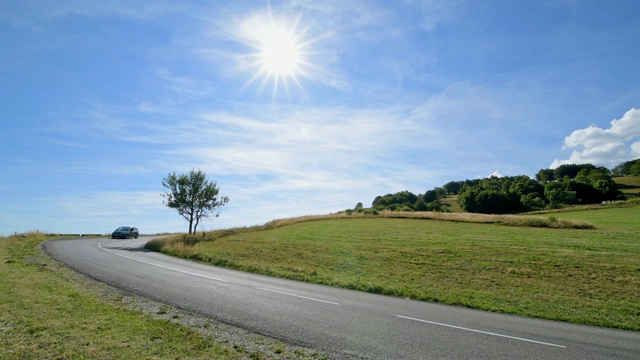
(1, 0, 639, 235)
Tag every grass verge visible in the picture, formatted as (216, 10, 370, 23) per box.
(0, 232, 326, 359)
(149, 207, 640, 331)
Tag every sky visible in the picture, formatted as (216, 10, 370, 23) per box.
(1, 0, 640, 235)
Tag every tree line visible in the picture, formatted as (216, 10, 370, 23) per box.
(366, 159, 638, 215)
(612, 158, 640, 176)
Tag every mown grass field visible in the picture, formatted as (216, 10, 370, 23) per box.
(0, 233, 326, 359)
(150, 206, 640, 331)
(614, 175, 640, 199)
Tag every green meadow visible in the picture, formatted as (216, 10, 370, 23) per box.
(149, 206, 640, 331)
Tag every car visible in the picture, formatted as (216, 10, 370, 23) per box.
(111, 226, 139, 239)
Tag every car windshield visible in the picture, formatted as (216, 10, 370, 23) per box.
(116, 227, 130, 231)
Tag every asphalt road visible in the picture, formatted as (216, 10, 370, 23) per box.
(43, 237, 640, 359)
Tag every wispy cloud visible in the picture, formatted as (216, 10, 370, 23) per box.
(42, 1, 186, 21)
(402, 0, 465, 30)
(42, 76, 531, 183)
(551, 108, 640, 168)
(180, 106, 419, 173)
(150, 103, 455, 225)
(0, 0, 189, 32)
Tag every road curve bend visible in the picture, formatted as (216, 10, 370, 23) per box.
(43, 237, 640, 359)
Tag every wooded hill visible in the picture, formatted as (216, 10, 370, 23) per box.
(368, 158, 640, 214)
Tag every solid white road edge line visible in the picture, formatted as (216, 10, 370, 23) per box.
(98, 241, 229, 283)
(98, 241, 338, 305)
(397, 315, 567, 348)
(254, 287, 340, 305)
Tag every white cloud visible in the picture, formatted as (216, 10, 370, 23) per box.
(551, 108, 640, 168)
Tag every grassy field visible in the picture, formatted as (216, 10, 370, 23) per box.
(0, 232, 326, 359)
(615, 175, 640, 199)
(149, 206, 640, 331)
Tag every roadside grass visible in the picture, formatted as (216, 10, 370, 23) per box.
(149, 207, 640, 331)
(0, 232, 327, 360)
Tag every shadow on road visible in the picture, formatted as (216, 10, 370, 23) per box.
(106, 246, 152, 253)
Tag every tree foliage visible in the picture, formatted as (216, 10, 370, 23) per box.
(372, 190, 418, 209)
(457, 176, 539, 213)
(372, 188, 448, 212)
(162, 169, 229, 234)
(535, 163, 610, 183)
(612, 158, 640, 176)
(443, 180, 481, 195)
(458, 166, 623, 213)
(367, 161, 630, 215)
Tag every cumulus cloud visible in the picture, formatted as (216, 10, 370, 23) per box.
(550, 108, 640, 168)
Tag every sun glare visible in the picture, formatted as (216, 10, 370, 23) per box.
(239, 11, 314, 99)
(260, 27, 301, 77)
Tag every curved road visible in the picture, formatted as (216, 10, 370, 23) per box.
(43, 237, 640, 359)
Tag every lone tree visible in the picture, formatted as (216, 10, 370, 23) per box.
(162, 169, 229, 234)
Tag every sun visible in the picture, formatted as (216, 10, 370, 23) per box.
(259, 26, 302, 78)
(239, 11, 314, 99)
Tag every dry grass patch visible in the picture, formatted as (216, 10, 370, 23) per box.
(265, 210, 593, 230)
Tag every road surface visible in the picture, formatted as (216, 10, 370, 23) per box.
(43, 237, 640, 359)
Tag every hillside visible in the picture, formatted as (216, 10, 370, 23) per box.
(420, 176, 638, 214)
(615, 175, 640, 199)
(372, 166, 635, 214)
